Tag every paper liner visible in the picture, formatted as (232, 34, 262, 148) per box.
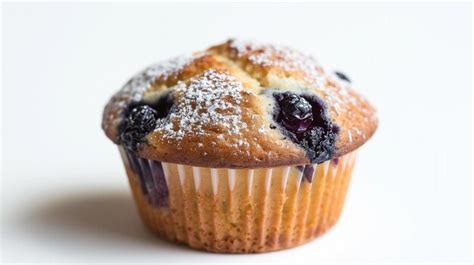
(119, 147, 357, 253)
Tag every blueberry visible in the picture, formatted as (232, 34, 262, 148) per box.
(273, 92, 339, 164)
(152, 93, 174, 119)
(334, 71, 351, 83)
(275, 93, 313, 133)
(119, 105, 157, 151)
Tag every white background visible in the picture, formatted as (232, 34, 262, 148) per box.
(2, 2, 472, 263)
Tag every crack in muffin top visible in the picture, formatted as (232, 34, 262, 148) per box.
(102, 39, 378, 168)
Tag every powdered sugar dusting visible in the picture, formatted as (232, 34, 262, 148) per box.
(121, 54, 200, 102)
(229, 39, 326, 88)
(102, 54, 200, 133)
(156, 69, 247, 142)
(228, 39, 375, 143)
(229, 39, 352, 109)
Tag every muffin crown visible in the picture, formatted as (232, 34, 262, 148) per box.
(102, 39, 377, 168)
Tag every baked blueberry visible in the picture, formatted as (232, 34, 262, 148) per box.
(334, 71, 351, 83)
(151, 92, 174, 119)
(274, 92, 339, 164)
(119, 105, 157, 151)
(274, 93, 313, 133)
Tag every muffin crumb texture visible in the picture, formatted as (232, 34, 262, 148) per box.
(103, 39, 377, 167)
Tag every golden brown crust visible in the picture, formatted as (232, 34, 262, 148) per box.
(102, 39, 377, 167)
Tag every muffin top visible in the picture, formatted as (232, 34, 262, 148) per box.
(102, 39, 377, 168)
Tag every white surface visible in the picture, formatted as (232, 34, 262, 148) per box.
(2, 2, 472, 263)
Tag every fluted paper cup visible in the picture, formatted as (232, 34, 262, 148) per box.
(119, 147, 357, 253)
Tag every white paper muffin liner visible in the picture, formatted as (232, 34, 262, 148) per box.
(119, 147, 357, 253)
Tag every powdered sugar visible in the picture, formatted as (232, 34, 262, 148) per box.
(104, 39, 375, 154)
(229, 39, 327, 88)
(102, 53, 200, 134)
(156, 69, 247, 141)
(230, 39, 352, 107)
(121, 53, 199, 102)
(228, 39, 251, 56)
(228, 39, 374, 143)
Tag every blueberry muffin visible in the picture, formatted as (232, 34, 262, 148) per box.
(102, 39, 377, 253)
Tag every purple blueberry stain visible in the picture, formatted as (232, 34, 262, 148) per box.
(125, 150, 140, 175)
(149, 161, 170, 207)
(331, 158, 339, 166)
(137, 158, 160, 206)
(124, 150, 169, 208)
(296, 165, 315, 183)
(125, 150, 147, 195)
(303, 165, 314, 183)
(273, 91, 339, 164)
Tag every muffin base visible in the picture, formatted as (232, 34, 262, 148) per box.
(119, 147, 357, 253)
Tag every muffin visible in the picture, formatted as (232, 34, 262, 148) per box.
(102, 39, 377, 253)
